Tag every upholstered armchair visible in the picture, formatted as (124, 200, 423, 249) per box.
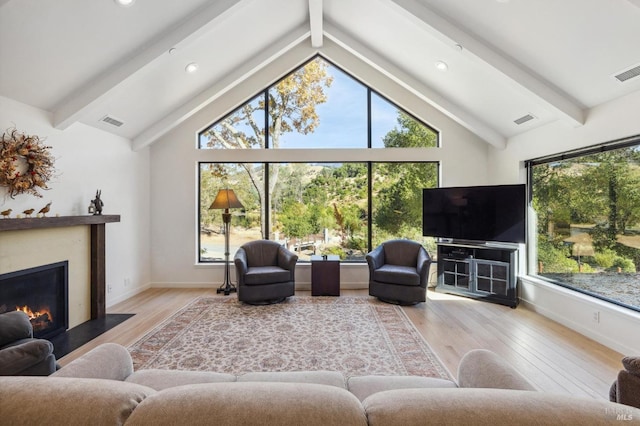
(0, 310, 58, 376)
(234, 240, 298, 304)
(366, 239, 432, 305)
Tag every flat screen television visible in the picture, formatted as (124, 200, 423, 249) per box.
(422, 184, 526, 244)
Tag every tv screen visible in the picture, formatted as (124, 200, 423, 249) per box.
(422, 184, 526, 244)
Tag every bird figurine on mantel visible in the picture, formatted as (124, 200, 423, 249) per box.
(1, 209, 11, 219)
(23, 208, 35, 217)
(38, 202, 52, 217)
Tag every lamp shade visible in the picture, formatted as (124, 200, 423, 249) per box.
(210, 189, 244, 210)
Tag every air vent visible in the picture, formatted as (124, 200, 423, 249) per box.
(100, 115, 124, 127)
(613, 63, 640, 83)
(514, 114, 535, 125)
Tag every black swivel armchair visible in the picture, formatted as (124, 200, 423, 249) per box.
(234, 240, 298, 304)
(366, 239, 432, 305)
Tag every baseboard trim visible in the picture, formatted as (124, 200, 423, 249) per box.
(149, 281, 369, 291)
(520, 276, 640, 355)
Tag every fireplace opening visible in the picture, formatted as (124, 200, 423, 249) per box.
(0, 261, 69, 339)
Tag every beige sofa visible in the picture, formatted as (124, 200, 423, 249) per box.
(1, 343, 638, 425)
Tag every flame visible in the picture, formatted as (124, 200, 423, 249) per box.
(15, 305, 53, 324)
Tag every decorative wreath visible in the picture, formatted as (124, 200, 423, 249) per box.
(0, 127, 55, 198)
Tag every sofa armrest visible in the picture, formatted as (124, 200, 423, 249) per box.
(365, 245, 384, 273)
(416, 248, 431, 287)
(277, 246, 298, 272)
(234, 248, 248, 284)
(52, 343, 133, 381)
(0, 339, 54, 375)
(457, 349, 536, 390)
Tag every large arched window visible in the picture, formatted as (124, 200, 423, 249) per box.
(198, 56, 439, 263)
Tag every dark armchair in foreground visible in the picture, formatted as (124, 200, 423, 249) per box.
(0, 310, 58, 376)
(366, 239, 432, 305)
(234, 240, 298, 305)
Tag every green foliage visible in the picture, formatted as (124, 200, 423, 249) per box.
(612, 257, 635, 273)
(382, 113, 437, 148)
(533, 146, 640, 276)
(278, 201, 313, 239)
(594, 248, 618, 268)
(323, 246, 347, 259)
(537, 239, 581, 273)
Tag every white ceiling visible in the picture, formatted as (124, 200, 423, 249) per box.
(1, 0, 639, 150)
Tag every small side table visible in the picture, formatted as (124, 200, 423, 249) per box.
(310, 255, 340, 296)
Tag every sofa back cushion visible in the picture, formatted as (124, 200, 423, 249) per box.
(242, 240, 281, 267)
(0, 310, 33, 347)
(0, 376, 154, 426)
(363, 388, 640, 425)
(382, 240, 421, 267)
(126, 382, 367, 426)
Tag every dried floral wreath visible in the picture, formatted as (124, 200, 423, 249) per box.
(0, 127, 55, 198)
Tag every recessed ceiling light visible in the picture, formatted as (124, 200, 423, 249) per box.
(185, 62, 199, 73)
(435, 61, 449, 72)
(114, 0, 135, 7)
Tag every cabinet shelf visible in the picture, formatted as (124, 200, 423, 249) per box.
(436, 242, 519, 308)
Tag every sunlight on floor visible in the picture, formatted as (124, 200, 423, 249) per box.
(427, 289, 476, 302)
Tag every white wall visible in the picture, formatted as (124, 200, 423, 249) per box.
(487, 90, 640, 355)
(0, 96, 151, 307)
(149, 42, 490, 288)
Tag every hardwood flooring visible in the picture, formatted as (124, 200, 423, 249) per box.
(58, 287, 623, 401)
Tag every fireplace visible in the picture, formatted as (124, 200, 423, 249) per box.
(0, 261, 69, 339)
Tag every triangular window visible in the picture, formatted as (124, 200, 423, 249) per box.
(198, 56, 438, 149)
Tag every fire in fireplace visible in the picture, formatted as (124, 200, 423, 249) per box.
(0, 261, 69, 339)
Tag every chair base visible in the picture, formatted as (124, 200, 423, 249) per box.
(241, 297, 287, 306)
(376, 297, 421, 306)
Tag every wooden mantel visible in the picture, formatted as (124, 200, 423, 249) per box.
(0, 215, 121, 320)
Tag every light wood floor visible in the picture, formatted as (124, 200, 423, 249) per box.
(58, 287, 623, 401)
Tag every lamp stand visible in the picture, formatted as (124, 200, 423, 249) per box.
(217, 210, 236, 295)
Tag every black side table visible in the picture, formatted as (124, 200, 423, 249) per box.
(310, 255, 340, 296)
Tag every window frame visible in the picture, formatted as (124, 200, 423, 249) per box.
(198, 160, 440, 263)
(526, 134, 640, 313)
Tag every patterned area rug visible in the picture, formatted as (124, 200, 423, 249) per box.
(128, 296, 451, 379)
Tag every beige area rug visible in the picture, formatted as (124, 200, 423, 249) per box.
(128, 296, 452, 380)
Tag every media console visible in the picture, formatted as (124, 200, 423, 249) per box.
(436, 242, 519, 308)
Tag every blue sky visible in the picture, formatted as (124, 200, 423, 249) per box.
(280, 64, 400, 149)
(199, 60, 404, 149)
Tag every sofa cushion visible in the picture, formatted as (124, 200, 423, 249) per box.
(347, 375, 456, 401)
(373, 265, 420, 286)
(457, 348, 536, 390)
(362, 388, 640, 426)
(125, 382, 368, 426)
(126, 369, 237, 390)
(244, 266, 291, 285)
(53, 342, 134, 381)
(0, 310, 33, 347)
(238, 370, 346, 388)
(0, 376, 154, 426)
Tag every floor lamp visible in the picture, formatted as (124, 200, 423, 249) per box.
(210, 189, 244, 295)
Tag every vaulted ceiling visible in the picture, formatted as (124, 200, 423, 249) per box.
(1, 0, 640, 150)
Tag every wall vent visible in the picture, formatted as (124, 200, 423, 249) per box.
(514, 114, 535, 125)
(100, 115, 124, 127)
(613, 63, 640, 83)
